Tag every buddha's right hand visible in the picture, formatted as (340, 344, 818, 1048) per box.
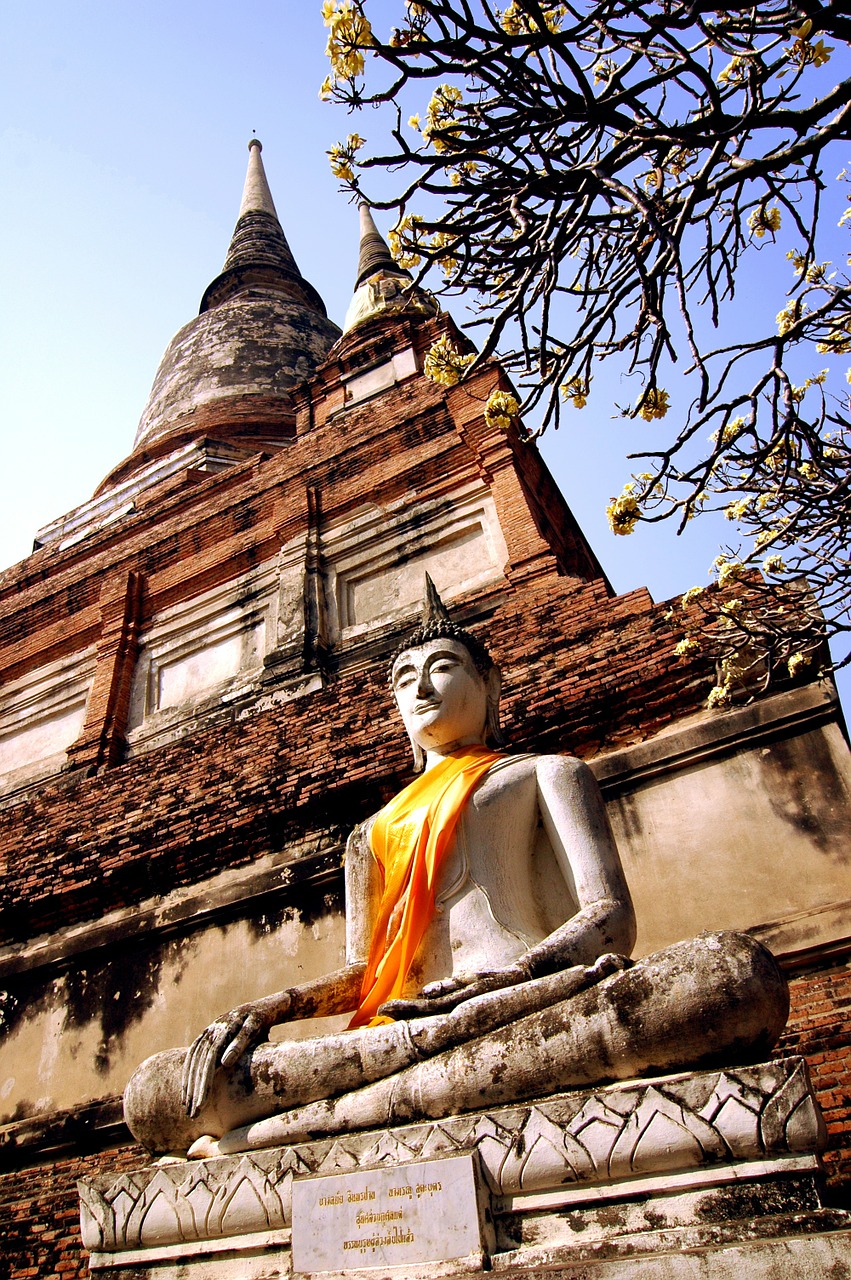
(181, 995, 289, 1118)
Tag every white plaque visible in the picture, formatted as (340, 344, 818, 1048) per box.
(291, 1152, 485, 1273)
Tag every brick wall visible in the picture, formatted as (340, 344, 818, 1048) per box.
(0, 1144, 143, 1280)
(780, 958, 851, 1198)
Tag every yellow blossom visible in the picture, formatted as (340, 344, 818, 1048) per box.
(408, 113, 420, 130)
(606, 485, 641, 536)
(712, 416, 746, 447)
(787, 652, 809, 677)
(327, 133, 365, 183)
(666, 148, 694, 177)
(748, 206, 781, 239)
(762, 555, 787, 574)
(811, 38, 833, 66)
(776, 300, 804, 336)
(484, 389, 520, 430)
(674, 637, 700, 658)
(560, 377, 588, 409)
(636, 388, 670, 421)
(423, 335, 475, 387)
(786, 249, 807, 276)
(430, 230, 459, 274)
(716, 559, 745, 588)
(501, 1, 565, 35)
(681, 586, 705, 608)
(718, 56, 747, 85)
(388, 214, 424, 269)
(725, 498, 751, 522)
(423, 84, 463, 154)
(707, 684, 733, 709)
(324, 2, 374, 83)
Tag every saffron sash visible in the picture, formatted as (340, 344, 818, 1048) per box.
(349, 746, 502, 1028)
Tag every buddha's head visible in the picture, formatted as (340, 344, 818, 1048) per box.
(390, 577, 503, 771)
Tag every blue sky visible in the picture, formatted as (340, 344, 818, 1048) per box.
(1, 1, 848, 712)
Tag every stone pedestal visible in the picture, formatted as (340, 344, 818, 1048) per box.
(79, 1058, 851, 1279)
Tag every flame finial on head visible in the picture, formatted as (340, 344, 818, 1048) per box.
(422, 572, 452, 628)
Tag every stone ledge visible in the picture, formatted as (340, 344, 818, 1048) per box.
(79, 1058, 823, 1261)
(591, 682, 838, 796)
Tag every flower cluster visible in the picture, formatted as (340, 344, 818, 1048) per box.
(422, 84, 463, 154)
(747, 206, 781, 239)
(327, 133, 365, 183)
(606, 484, 641, 536)
(423, 335, 475, 386)
(388, 214, 425, 270)
(707, 683, 733, 708)
(674, 637, 700, 657)
(681, 585, 705, 608)
(322, 0, 374, 93)
(500, 2, 566, 35)
(484, 389, 520, 429)
(787, 20, 833, 68)
(717, 56, 748, 85)
(776, 300, 805, 336)
(816, 316, 851, 355)
(711, 417, 746, 448)
(561, 377, 588, 409)
(431, 229, 459, 274)
(636, 388, 670, 421)
(714, 557, 745, 588)
(787, 651, 809, 677)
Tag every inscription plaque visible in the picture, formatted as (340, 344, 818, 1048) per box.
(291, 1152, 485, 1273)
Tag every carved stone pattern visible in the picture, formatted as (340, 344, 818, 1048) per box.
(79, 1058, 822, 1255)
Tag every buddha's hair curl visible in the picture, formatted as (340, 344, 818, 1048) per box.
(389, 621, 494, 683)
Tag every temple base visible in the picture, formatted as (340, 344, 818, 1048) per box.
(80, 1058, 851, 1279)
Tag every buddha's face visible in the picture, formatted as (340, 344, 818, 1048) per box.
(391, 638, 491, 756)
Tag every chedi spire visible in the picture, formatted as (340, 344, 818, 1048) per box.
(343, 203, 436, 333)
(201, 139, 326, 315)
(120, 139, 341, 468)
(354, 204, 410, 291)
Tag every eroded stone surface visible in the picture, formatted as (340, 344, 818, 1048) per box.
(81, 1058, 822, 1256)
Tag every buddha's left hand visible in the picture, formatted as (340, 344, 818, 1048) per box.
(181, 995, 287, 1118)
(379, 961, 531, 1019)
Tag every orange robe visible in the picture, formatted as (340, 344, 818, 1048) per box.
(349, 746, 502, 1028)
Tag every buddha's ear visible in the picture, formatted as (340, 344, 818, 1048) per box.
(408, 735, 426, 772)
(485, 665, 505, 748)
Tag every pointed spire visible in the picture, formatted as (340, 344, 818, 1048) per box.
(200, 139, 328, 317)
(238, 138, 278, 219)
(343, 203, 436, 333)
(354, 203, 411, 291)
(422, 573, 452, 626)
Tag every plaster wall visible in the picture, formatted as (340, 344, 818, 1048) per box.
(0, 898, 346, 1124)
(604, 711, 851, 960)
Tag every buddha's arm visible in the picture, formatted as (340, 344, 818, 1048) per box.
(525, 754, 636, 973)
(181, 964, 366, 1119)
(182, 823, 380, 1119)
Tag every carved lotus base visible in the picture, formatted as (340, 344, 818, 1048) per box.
(79, 1057, 851, 1279)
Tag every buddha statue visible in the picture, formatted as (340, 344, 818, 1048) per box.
(124, 579, 788, 1158)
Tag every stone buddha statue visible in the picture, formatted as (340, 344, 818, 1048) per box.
(124, 579, 788, 1159)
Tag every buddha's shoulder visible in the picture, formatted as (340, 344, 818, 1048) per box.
(491, 752, 589, 779)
